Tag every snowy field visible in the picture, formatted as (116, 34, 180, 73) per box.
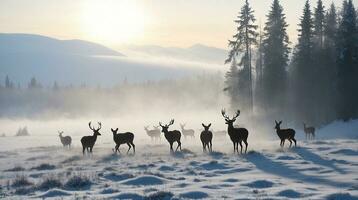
(0, 119, 358, 199)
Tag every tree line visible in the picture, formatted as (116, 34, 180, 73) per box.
(225, 0, 358, 126)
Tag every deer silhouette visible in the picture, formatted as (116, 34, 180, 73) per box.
(303, 123, 315, 140)
(111, 128, 135, 154)
(144, 126, 161, 141)
(180, 123, 195, 139)
(221, 109, 249, 154)
(159, 119, 182, 152)
(200, 123, 213, 152)
(58, 131, 71, 148)
(275, 120, 296, 147)
(81, 121, 101, 155)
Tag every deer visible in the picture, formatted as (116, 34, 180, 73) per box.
(303, 123, 315, 140)
(221, 109, 249, 154)
(159, 119, 182, 152)
(81, 121, 102, 155)
(200, 123, 213, 152)
(58, 131, 72, 148)
(144, 126, 161, 141)
(179, 123, 195, 139)
(275, 120, 297, 147)
(111, 128, 135, 154)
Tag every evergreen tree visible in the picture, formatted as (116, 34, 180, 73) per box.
(291, 0, 315, 124)
(5, 75, 11, 89)
(226, 0, 258, 113)
(313, 0, 325, 48)
(224, 58, 239, 109)
(254, 25, 264, 109)
(336, 0, 358, 120)
(261, 0, 290, 114)
(318, 3, 338, 123)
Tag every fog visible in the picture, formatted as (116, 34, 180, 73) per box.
(0, 72, 283, 152)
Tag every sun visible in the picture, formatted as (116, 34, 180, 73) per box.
(81, 0, 147, 44)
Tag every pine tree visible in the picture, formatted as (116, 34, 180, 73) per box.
(261, 0, 290, 114)
(5, 75, 11, 89)
(313, 0, 325, 48)
(336, 0, 358, 120)
(226, 0, 258, 113)
(224, 58, 239, 109)
(291, 0, 315, 124)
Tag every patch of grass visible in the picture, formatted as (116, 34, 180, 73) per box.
(37, 176, 63, 190)
(64, 175, 92, 190)
(11, 175, 33, 187)
(14, 187, 34, 195)
(31, 163, 56, 170)
(5, 166, 25, 172)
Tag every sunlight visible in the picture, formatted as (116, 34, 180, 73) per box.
(81, 0, 147, 44)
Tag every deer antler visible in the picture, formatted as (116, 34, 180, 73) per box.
(58, 131, 63, 134)
(221, 109, 230, 120)
(159, 122, 163, 127)
(88, 121, 94, 131)
(97, 122, 102, 130)
(168, 119, 174, 126)
(232, 110, 240, 120)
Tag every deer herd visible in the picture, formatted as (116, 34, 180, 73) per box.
(57, 109, 316, 155)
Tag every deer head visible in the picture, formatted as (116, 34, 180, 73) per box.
(89, 121, 102, 136)
(159, 119, 174, 133)
(221, 109, 240, 127)
(144, 126, 149, 131)
(275, 120, 282, 130)
(179, 123, 186, 129)
(58, 131, 63, 137)
(202, 123, 211, 131)
(111, 128, 119, 135)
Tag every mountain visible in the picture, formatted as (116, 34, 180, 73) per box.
(0, 34, 217, 86)
(123, 43, 227, 64)
(0, 33, 123, 56)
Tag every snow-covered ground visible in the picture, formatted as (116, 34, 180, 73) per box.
(0, 119, 358, 199)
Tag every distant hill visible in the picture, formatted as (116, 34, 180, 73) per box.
(123, 43, 227, 64)
(0, 33, 123, 56)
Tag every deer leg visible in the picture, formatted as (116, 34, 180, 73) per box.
(126, 143, 131, 154)
(239, 141, 243, 154)
(244, 140, 248, 154)
(131, 142, 135, 153)
(202, 142, 206, 152)
(176, 141, 182, 151)
(209, 141, 212, 152)
(82, 146, 86, 155)
(170, 142, 174, 152)
(292, 138, 297, 147)
(289, 139, 293, 147)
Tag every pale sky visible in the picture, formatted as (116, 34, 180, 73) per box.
(0, 0, 356, 50)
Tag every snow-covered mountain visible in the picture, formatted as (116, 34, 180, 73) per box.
(0, 34, 222, 86)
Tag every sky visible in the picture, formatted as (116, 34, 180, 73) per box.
(0, 0, 356, 50)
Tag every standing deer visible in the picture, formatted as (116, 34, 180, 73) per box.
(275, 120, 297, 147)
(81, 122, 102, 155)
(111, 128, 135, 154)
(58, 131, 72, 148)
(144, 126, 161, 141)
(221, 109, 249, 154)
(303, 123, 315, 140)
(180, 123, 195, 139)
(200, 123, 213, 152)
(159, 119, 182, 152)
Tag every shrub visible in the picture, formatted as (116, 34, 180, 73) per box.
(37, 176, 62, 190)
(64, 175, 92, 190)
(11, 175, 33, 187)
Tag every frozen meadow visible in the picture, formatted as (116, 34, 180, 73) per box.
(0, 119, 358, 199)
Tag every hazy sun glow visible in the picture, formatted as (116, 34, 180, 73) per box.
(81, 0, 148, 44)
